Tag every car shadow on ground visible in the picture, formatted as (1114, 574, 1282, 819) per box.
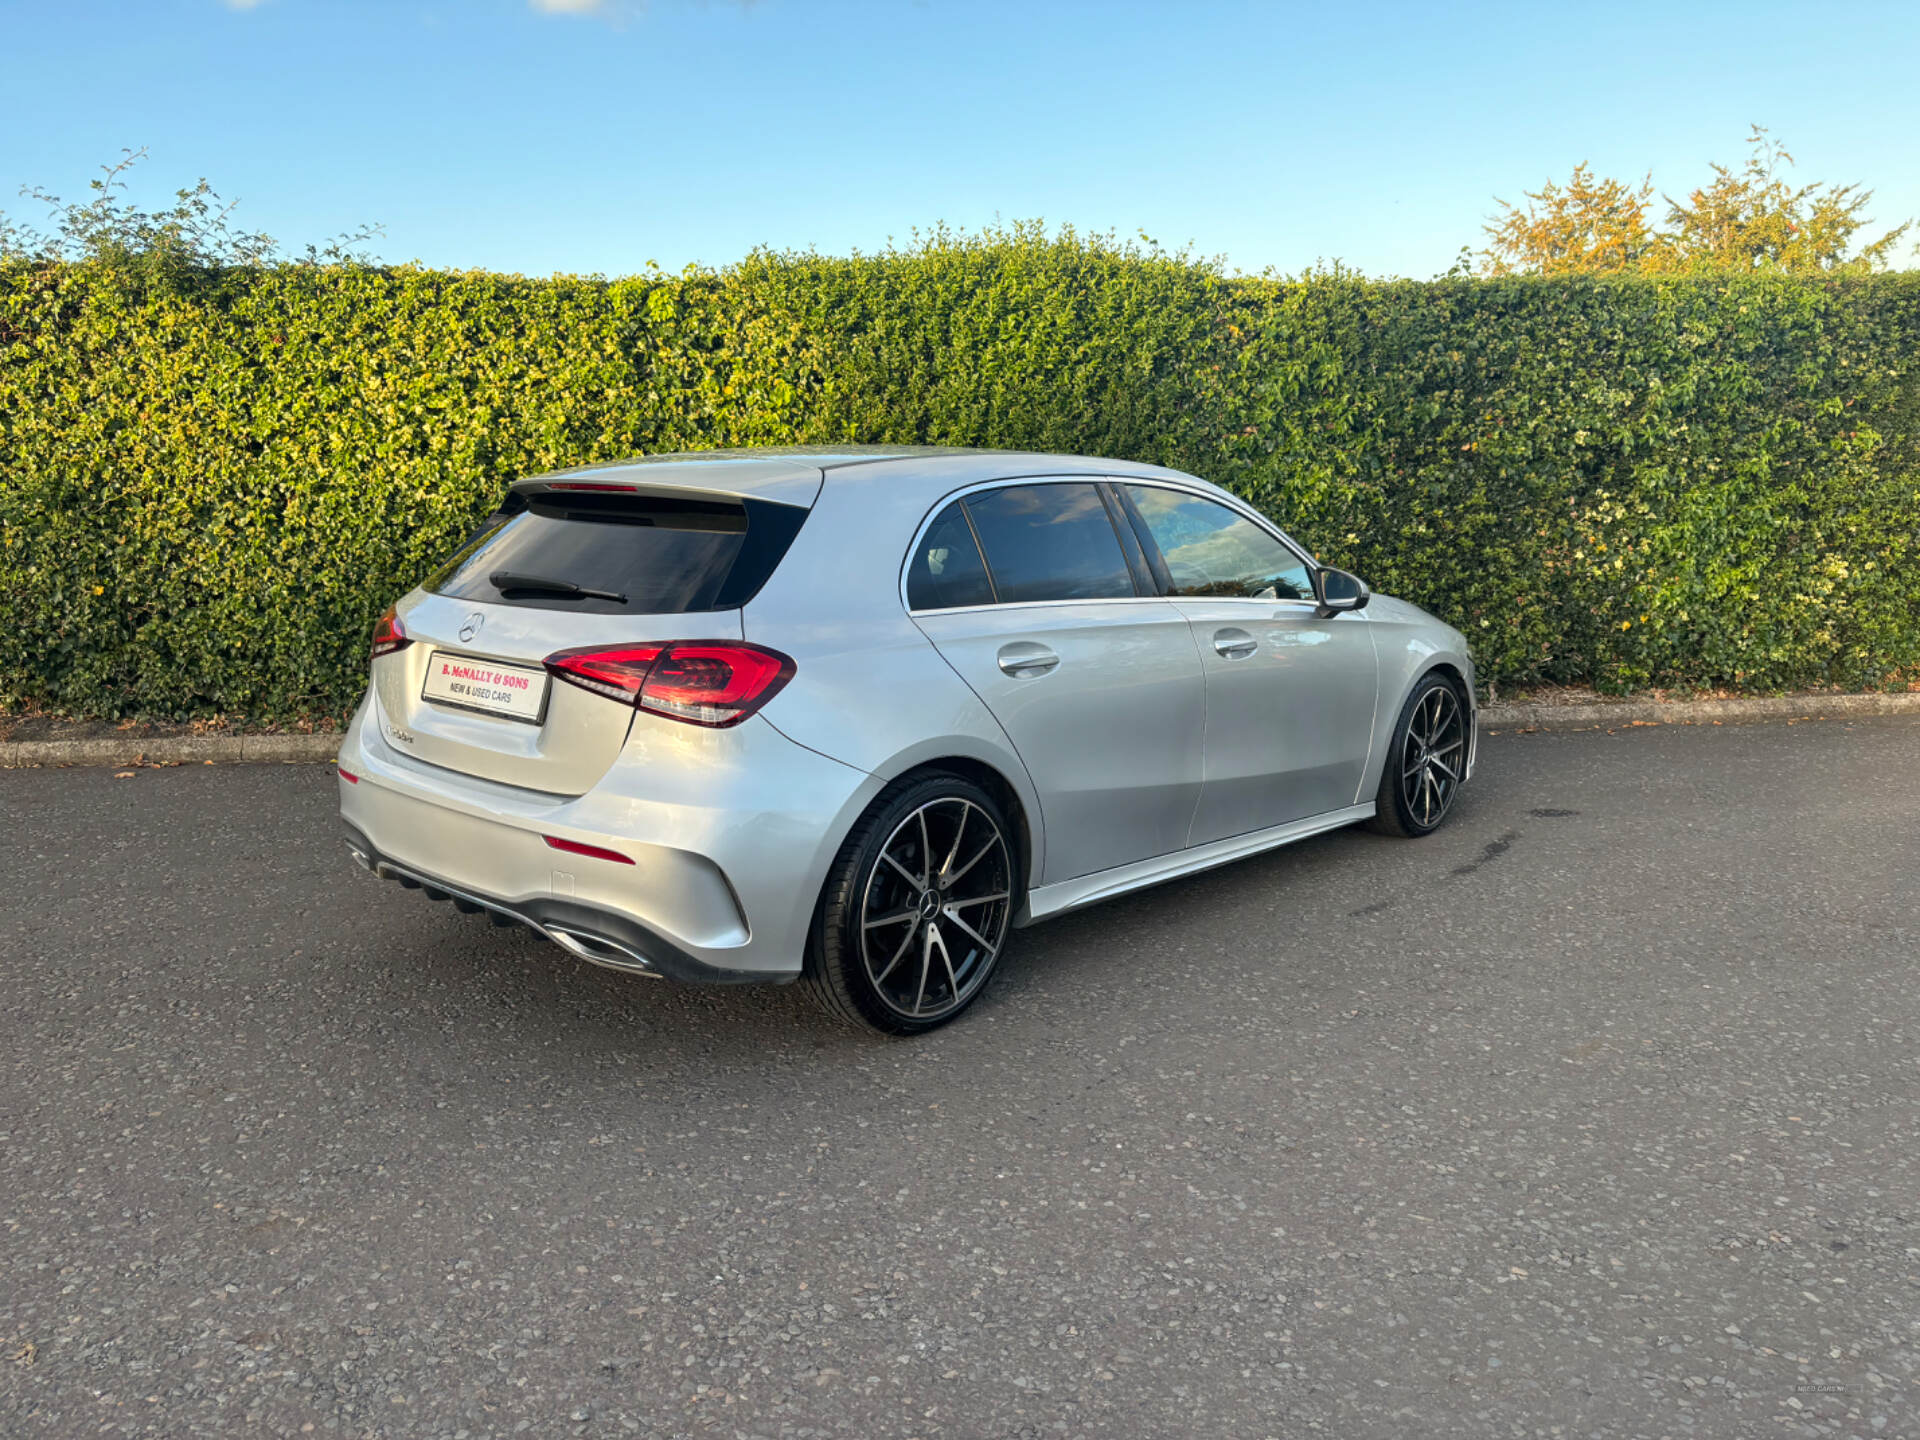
(329, 774, 1506, 1088)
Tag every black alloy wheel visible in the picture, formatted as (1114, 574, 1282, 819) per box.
(1368, 673, 1468, 837)
(806, 774, 1016, 1035)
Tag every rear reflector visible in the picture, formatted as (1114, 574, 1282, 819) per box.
(544, 641, 794, 728)
(371, 604, 410, 660)
(337, 766, 360, 784)
(543, 835, 636, 865)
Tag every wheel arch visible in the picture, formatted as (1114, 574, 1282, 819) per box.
(1355, 634, 1479, 809)
(1421, 659, 1471, 703)
(873, 753, 1038, 905)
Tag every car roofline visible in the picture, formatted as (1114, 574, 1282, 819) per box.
(515, 447, 1217, 509)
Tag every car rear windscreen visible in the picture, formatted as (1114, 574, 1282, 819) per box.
(426, 491, 808, 615)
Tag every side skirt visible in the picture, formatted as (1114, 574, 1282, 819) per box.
(1017, 802, 1376, 926)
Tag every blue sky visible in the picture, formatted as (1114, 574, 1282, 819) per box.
(4, 0, 1916, 278)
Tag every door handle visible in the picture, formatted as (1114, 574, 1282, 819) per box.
(996, 642, 1060, 678)
(1212, 628, 1258, 660)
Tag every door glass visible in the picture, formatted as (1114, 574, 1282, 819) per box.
(1123, 485, 1315, 601)
(963, 483, 1136, 604)
(906, 501, 997, 610)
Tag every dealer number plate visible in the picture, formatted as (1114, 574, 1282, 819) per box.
(420, 651, 549, 724)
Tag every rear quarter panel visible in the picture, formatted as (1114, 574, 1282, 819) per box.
(743, 465, 1049, 878)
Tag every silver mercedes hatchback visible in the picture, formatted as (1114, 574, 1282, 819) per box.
(337, 447, 1476, 1033)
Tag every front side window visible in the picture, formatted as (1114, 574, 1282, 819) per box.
(1122, 485, 1315, 601)
(962, 483, 1136, 605)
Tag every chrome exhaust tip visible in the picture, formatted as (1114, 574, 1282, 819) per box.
(546, 925, 660, 978)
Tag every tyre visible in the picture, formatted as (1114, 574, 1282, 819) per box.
(804, 773, 1018, 1036)
(1366, 672, 1469, 837)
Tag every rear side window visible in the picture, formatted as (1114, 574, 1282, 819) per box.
(961, 483, 1136, 605)
(427, 491, 807, 615)
(907, 502, 996, 611)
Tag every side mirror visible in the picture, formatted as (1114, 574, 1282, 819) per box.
(1313, 567, 1370, 618)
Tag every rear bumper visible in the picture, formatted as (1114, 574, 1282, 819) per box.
(340, 823, 758, 983)
(336, 694, 881, 982)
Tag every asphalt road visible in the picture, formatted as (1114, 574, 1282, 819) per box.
(3, 718, 1917, 1439)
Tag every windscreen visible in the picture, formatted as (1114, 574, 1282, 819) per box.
(427, 492, 807, 615)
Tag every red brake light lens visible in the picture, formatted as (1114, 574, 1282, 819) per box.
(544, 642, 794, 727)
(544, 645, 664, 703)
(641, 644, 794, 726)
(546, 481, 637, 493)
(371, 605, 410, 660)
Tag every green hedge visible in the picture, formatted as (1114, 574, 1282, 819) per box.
(3, 227, 1918, 720)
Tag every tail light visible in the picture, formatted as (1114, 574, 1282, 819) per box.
(542, 645, 663, 703)
(371, 605, 410, 660)
(544, 641, 794, 728)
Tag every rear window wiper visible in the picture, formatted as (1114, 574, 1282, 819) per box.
(489, 571, 628, 604)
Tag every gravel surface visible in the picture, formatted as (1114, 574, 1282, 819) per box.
(3, 719, 1917, 1438)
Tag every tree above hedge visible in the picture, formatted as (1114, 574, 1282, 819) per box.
(0, 147, 381, 295)
(1481, 127, 1912, 277)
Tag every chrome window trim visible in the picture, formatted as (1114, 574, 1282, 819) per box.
(1173, 596, 1339, 615)
(899, 473, 1323, 617)
(908, 595, 1193, 619)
